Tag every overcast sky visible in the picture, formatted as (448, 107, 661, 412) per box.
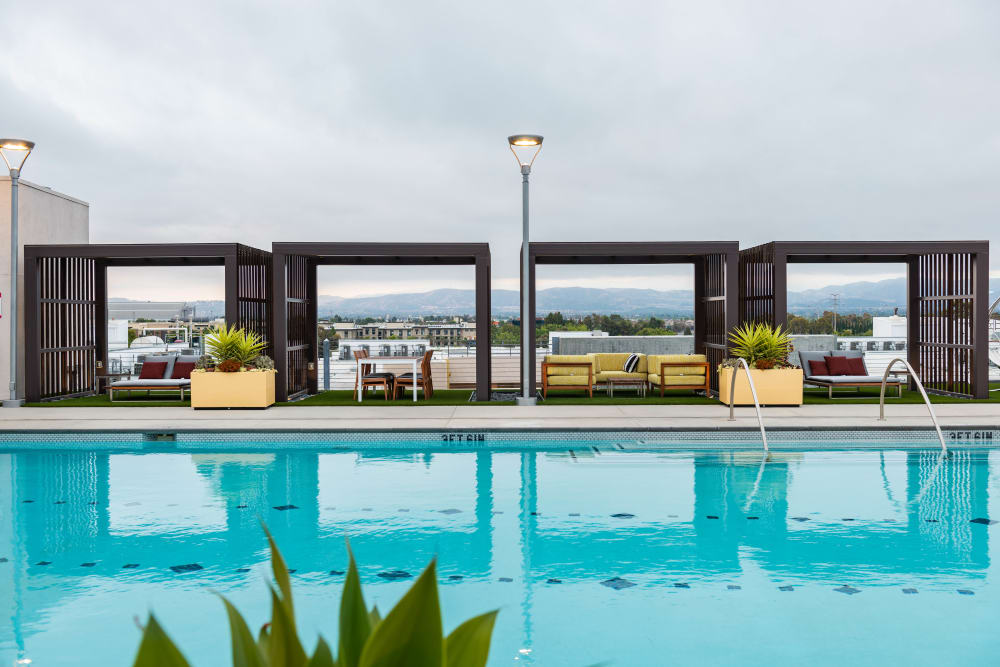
(4, 1, 998, 300)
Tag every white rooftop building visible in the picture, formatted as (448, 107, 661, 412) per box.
(1, 178, 89, 397)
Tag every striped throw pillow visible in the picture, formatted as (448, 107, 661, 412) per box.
(623, 353, 640, 373)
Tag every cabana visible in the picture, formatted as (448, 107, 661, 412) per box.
(271, 242, 491, 401)
(23, 243, 272, 402)
(739, 241, 990, 398)
(525, 242, 740, 394)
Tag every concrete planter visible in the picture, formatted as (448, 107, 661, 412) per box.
(191, 370, 276, 409)
(718, 367, 803, 407)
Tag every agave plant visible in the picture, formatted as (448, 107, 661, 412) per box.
(204, 324, 267, 370)
(727, 322, 791, 368)
(131, 526, 498, 666)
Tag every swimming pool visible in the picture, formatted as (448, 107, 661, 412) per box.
(1, 442, 998, 665)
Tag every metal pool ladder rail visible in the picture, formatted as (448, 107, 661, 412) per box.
(727, 357, 769, 453)
(879, 358, 946, 454)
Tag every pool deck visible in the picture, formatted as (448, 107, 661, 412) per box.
(0, 403, 998, 432)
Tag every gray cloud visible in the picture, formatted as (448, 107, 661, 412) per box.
(3, 1, 998, 300)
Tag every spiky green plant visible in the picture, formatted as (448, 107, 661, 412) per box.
(131, 526, 498, 667)
(204, 324, 267, 369)
(727, 322, 791, 368)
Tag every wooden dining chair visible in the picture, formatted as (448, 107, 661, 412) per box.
(394, 349, 434, 400)
(353, 349, 395, 400)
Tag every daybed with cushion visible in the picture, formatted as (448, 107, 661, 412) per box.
(798, 350, 902, 398)
(110, 354, 196, 401)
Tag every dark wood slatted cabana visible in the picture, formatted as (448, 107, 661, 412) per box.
(739, 241, 991, 398)
(271, 242, 492, 402)
(526, 242, 740, 394)
(24, 243, 272, 402)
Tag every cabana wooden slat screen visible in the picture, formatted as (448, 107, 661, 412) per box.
(34, 256, 100, 399)
(527, 242, 740, 394)
(25, 244, 273, 402)
(738, 241, 990, 399)
(271, 243, 492, 402)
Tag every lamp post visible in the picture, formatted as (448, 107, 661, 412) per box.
(1, 139, 35, 407)
(508, 134, 543, 406)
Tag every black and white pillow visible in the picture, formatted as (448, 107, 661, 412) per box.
(623, 353, 640, 373)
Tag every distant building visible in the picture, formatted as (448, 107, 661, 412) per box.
(873, 311, 907, 338)
(108, 301, 192, 321)
(548, 330, 607, 353)
(330, 321, 477, 345)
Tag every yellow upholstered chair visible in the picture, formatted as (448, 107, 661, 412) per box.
(541, 354, 595, 398)
(646, 354, 710, 396)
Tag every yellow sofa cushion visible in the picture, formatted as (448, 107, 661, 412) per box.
(592, 353, 647, 374)
(545, 375, 592, 386)
(648, 373, 706, 386)
(596, 370, 647, 382)
(646, 354, 708, 376)
(543, 355, 594, 377)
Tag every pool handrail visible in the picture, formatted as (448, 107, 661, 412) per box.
(878, 357, 946, 454)
(727, 357, 769, 453)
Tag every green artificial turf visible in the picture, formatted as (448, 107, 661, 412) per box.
(282, 389, 489, 406)
(24, 383, 1000, 407)
(25, 394, 191, 407)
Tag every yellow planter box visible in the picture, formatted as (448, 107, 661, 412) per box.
(191, 370, 276, 409)
(718, 367, 803, 407)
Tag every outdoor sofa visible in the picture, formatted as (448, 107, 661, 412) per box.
(540, 353, 709, 398)
(109, 354, 197, 402)
(797, 350, 902, 398)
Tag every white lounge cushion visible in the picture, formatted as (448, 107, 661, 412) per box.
(806, 375, 894, 384)
(111, 379, 191, 387)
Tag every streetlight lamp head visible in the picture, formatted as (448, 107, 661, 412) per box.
(0, 138, 34, 174)
(508, 134, 543, 169)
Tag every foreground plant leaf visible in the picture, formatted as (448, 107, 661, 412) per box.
(263, 523, 297, 624)
(132, 614, 191, 667)
(220, 596, 266, 667)
(445, 610, 498, 667)
(258, 623, 271, 658)
(358, 559, 444, 667)
(368, 605, 382, 628)
(268, 585, 308, 667)
(338, 542, 371, 667)
(306, 637, 337, 667)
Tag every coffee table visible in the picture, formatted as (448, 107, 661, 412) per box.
(606, 377, 647, 398)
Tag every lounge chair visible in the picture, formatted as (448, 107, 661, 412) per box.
(109, 354, 196, 401)
(646, 354, 710, 396)
(353, 349, 395, 400)
(541, 355, 594, 398)
(394, 349, 435, 400)
(798, 350, 902, 398)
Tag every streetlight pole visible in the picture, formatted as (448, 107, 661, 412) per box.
(508, 135, 543, 406)
(1, 139, 35, 408)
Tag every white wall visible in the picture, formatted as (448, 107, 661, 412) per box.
(0, 178, 89, 399)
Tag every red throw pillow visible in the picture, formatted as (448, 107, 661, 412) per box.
(171, 362, 196, 379)
(824, 356, 852, 376)
(808, 360, 829, 376)
(139, 361, 168, 379)
(846, 356, 867, 376)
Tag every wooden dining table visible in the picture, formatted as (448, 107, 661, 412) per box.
(356, 356, 423, 402)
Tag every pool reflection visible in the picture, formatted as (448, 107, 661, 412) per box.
(0, 447, 995, 664)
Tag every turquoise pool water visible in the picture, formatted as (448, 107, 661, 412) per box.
(1, 444, 998, 665)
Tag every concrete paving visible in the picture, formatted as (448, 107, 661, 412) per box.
(0, 403, 998, 432)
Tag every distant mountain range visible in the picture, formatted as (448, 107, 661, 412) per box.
(112, 277, 1000, 319)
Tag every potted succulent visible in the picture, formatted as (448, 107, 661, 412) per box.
(718, 322, 803, 406)
(190, 324, 276, 408)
